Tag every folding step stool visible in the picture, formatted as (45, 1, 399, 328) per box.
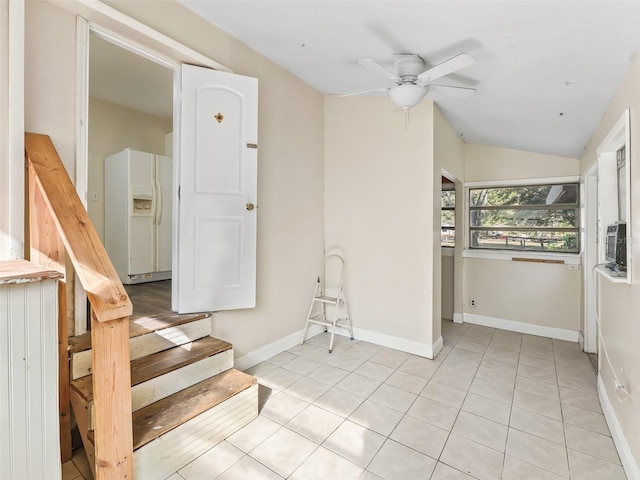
(301, 254, 354, 353)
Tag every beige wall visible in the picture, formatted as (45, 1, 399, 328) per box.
(24, 1, 76, 177)
(434, 106, 466, 323)
(324, 96, 437, 353)
(441, 254, 454, 320)
(435, 107, 465, 181)
(581, 55, 640, 467)
(464, 258, 581, 330)
(88, 97, 172, 241)
(463, 143, 582, 333)
(24, 0, 325, 358)
(466, 142, 580, 182)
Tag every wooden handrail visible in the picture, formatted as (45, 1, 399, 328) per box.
(25, 133, 132, 322)
(25, 133, 134, 479)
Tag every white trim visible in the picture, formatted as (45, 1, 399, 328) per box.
(236, 325, 441, 371)
(582, 167, 598, 353)
(90, 26, 178, 70)
(234, 325, 325, 371)
(465, 176, 580, 189)
(463, 249, 581, 265)
(75, 16, 89, 207)
(74, 16, 90, 335)
(0, 0, 24, 260)
(578, 331, 585, 351)
(52, 0, 231, 72)
(463, 313, 579, 342)
(453, 313, 464, 324)
(594, 265, 628, 284)
(336, 327, 437, 359)
(598, 375, 640, 480)
(596, 109, 632, 284)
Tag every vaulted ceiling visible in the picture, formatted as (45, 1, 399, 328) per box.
(179, 1, 640, 159)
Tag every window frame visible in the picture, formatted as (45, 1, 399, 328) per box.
(441, 183, 455, 248)
(466, 180, 581, 254)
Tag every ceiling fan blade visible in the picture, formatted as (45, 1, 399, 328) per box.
(339, 87, 388, 98)
(417, 53, 475, 83)
(358, 59, 400, 82)
(426, 84, 476, 98)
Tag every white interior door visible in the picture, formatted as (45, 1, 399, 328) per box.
(174, 64, 258, 313)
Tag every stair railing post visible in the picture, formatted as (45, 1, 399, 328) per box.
(91, 309, 134, 479)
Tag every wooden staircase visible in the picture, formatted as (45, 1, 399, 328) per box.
(25, 133, 257, 479)
(69, 290, 258, 479)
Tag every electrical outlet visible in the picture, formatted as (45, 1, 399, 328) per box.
(469, 298, 477, 308)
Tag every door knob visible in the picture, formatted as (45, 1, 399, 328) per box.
(246, 203, 255, 211)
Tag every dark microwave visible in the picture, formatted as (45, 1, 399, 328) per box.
(606, 222, 627, 269)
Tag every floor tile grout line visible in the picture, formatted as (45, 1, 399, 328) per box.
(63, 322, 618, 480)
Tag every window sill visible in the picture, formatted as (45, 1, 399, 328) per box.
(463, 249, 581, 265)
(594, 265, 628, 283)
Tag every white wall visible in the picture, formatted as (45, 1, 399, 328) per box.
(324, 96, 438, 356)
(580, 55, 640, 473)
(24, 0, 325, 358)
(88, 97, 172, 241)
(463, 143, 582, 334)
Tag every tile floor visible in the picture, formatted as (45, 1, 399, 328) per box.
(62, 320, 627, 479)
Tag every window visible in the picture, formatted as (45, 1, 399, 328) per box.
(441, 185, 455, 247)
(469, 183, 580, 253)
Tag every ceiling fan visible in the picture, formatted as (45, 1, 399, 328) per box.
(341, 53, 476, 111)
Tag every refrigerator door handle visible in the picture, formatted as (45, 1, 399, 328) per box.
(155, 178, 163, 226)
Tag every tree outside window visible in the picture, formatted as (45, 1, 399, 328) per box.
(442, 188, 455, 247)
(469, 183, 579, 253)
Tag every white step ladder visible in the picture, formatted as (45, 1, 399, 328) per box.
(301, 254, 354, 353)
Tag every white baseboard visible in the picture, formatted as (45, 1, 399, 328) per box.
(236, 323, 442, 371)
(234, 324, 324, 371)
(453, 313, 463, 324)
(335, 327, 437, 359)
(598, 375, 640, 480)
(432, 336, 444, 358)
(463, 313, 579, 342)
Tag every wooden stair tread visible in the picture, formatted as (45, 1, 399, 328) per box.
(69, 311, 211, 353)
(132, 369, 255, 450)
(70, 336, 232, 402)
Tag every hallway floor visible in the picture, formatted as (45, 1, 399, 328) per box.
(63, 320, 626, 479)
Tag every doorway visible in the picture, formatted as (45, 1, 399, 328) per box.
(84, 33, 175, 331)
(75, 18, 258, 331)
(87, 34, 174, 244)
(441, 174, 456, 321)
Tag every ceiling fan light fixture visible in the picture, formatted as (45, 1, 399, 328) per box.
(389, 83, 427, 110)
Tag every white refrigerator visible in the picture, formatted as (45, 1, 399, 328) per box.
(104, 149, 172, 284)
